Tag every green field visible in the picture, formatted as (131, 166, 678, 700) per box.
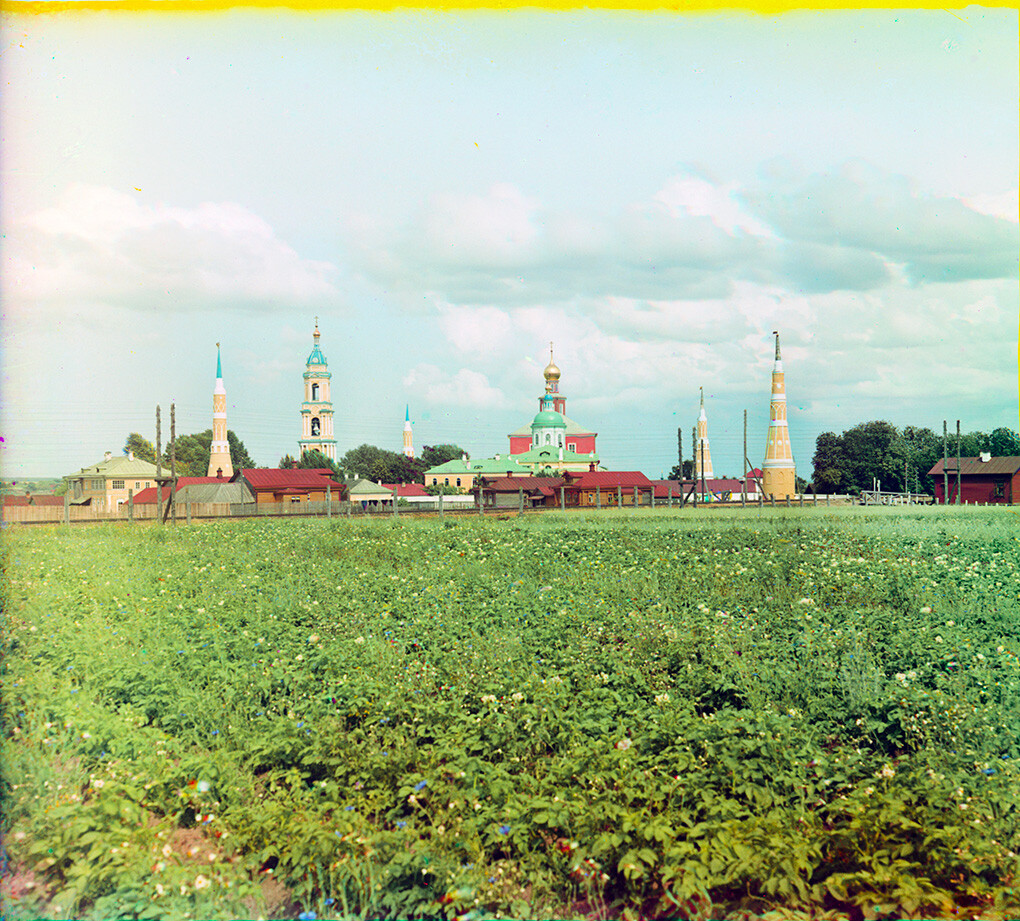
(2, 507, 1019, 921)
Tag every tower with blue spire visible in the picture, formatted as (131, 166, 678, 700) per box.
(403, 405, 414, 458)
(299, 318, 337, 462)
(207, 343, 233, 478)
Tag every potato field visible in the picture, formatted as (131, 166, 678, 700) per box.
(2, 507, 1019, 921)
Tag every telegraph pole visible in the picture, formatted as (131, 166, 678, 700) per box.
(155, 405, 162, 524)
(943, 420, 949, 504)
(956, 420, 962, 504)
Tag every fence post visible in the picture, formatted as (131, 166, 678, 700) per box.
(650, 487, 655, 509)
(392, 489, 398, 517)
(596, 486, 601, 509)
(617, 485, 622, 507)
(478, 485, 484, 515)
(519, 488, 524, 517)
(63, 491, 70, 526)
(668, 486, 672, 509)
(439, 492, 444, 520)
(327, 487, 332, 520)
(799, 494, 803, 508)
(187, 502, 192, 526)
(128, 489, 134, 522)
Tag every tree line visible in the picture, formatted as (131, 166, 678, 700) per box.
(122, 433, 467, 486)
(810, 422, 1020, 495)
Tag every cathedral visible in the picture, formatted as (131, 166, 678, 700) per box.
(507, 346, 598, 457)
(504, 346, 600, 475)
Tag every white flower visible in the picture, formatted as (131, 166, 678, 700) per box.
(879, 764, 896, 779)
(654, 694, 670, 705)
(935, 636, 944, 644)
(194, 874, 211, 890)
(308, 634, 319, 644)
(615, 738, 632, 751)
(480, 695, 497, 704)
(920, 606, 932, 614)
(354, 637, 365, 645)
(946, 620, 956, 627)
(197, 780, 211, 792)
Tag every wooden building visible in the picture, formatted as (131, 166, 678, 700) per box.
(928, 455, 1020, 505)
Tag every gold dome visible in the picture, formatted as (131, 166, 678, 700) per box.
(543, 343, 561, 382)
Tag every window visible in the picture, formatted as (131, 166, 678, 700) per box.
(456, 478, 461, 487)
(567, 444, 575, 452)
(92, 478, 104, 490)
(311, 382, 320, 401)
(994, 481, 1006, 499)
(311, 417, 320, 436)
(135, 482, 140, 489)
(112, 480, 125, 489)
(444, 478, 450, 486)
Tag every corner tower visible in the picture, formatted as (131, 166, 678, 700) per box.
(762, 331, 796, 498)
(207, 343, 233, 478)
(299, 319, 337, 462)
(403, 405, 414, 459)
(694, 387, 714, 481)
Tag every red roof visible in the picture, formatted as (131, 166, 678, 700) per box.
(565, 471, 653, 489)
(928, 456, 1020, 477)
(241, 469, 342, 490)
(3, 495, 66, 506)
(477, 476, 566, 493)
(130, 477, 227, 504)
(382, 483, 430, 498)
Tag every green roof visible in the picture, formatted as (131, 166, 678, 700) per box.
(72, 454, 161, 478)
(424, 456, 528, 476)
(510, 413, 595, 438)
(532, 409, 566, 428)
(513, 445, 599, 465)
(347, 479, 393, 497)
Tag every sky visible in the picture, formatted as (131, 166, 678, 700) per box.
(1, 6, 1018, 480)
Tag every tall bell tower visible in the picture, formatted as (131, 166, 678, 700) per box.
(762, 331, 797, 498)
(299, 319, 337, 462)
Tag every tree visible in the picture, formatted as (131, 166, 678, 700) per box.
(279, 454, 297, 469)
(811, 432, 845, 494)
(123, 432, 156, 463)
(424, 482, 464, 496)
(147, 429, 256, 477)
(840, 421, 902, 494)
(988, 427, 1020, 456)
(227, 430, 257, 470)
(296, 449, 342, 479)
(666, 460, 693, 481)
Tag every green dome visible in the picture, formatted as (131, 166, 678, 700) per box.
(532, 409, 566, 428)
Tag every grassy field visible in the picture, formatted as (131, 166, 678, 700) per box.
(2, 506, 1019, 921)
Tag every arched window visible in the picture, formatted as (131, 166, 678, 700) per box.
(311, 417, 320, 436)
(312, 383, 320, 401)
(456, 477, 461, 487)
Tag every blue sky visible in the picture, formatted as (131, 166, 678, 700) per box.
(2, 7, 1017, 479)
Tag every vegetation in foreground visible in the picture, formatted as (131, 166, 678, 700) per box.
(2, 507, 1019, 920)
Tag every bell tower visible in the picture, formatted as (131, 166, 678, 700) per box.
(299, 318, 337, 462)
(403, 405, 414, 459)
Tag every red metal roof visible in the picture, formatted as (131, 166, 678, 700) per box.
(241, 469, 342, 489)
(128, 478, 228, 504)
(566, 471, 653, 489)
(382, 483, 431, 497)
(928, 456, 1020, 477)
(476, 476, 566, 492)
(3, 495, 66, 506)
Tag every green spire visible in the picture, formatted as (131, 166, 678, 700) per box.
(405, 404, 410, 422)
(216, 342, 222, 378)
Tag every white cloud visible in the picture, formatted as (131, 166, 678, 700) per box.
(652, 173, 775, 238)
(2, 183, 339, 314)
(961, 189, 1019, 223)
(402, 363, 512, 409)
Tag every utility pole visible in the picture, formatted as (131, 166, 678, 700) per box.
(742, 409, 748, 505)
(155, 405, 162, 524)
(956, 420, 962, 505)
(168, 403, 176, 524)
(943, 420, 949, 505)
(691, 426, 698, 508)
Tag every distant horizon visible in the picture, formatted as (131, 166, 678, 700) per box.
(3, 8, 1017, 480)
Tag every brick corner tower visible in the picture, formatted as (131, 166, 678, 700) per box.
(207, 343, 234, 478)
(762, 331, 796, 498)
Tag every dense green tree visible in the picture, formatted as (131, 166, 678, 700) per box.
(123, 432, 156, 464)
(424, 482, 464, 496)
(295, 449, 343, 479)
(227, 431, 257, 470)
(810, 432, 844, 493)
(145, 429, 256, 477)
(989, 427, 1020, 456)
(666, 460, 694, 481)
(278, 454, 297, 469)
